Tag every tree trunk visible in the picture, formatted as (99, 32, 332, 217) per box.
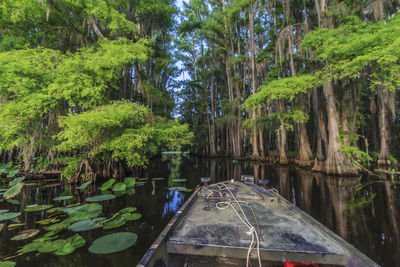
(249, 0, 259, 159)
(377, 89, 391, 165)
(323, 80, 357, 175)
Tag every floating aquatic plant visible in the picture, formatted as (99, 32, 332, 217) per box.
(54, 234, 86, 255)
(64, 203, 102, 222)
(8, 223, 24, 230)
(53, 196, 73, 201)
(86, 194, 115, 202)
(172, 179, 187, 182)
(76, 181, 92, 190)
(3, 183, 23, 199)
(24, 205, 53, 212)
(68, 217, 105, 232)
(123, 178, 135, 187)
(88, 232, 137, 254)
(11, 229, 40, 241)
(112, 182, 126, 192)
(101, 178, 115, 191)
(9, 176, 25, 187)
(0, 261, 16, 267)
(0, 212, 21, 222)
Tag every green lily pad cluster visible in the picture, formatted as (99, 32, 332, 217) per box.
(2, 177, 144, 260)
(19, 233, 85, 256)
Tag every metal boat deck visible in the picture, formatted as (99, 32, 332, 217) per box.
(138, 181, 379, 267)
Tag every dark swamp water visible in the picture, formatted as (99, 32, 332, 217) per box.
(0, 155, 399, 266)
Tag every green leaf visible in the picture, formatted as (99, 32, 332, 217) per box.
(11, 229, 40, 241)
(68, 217, 105, 232)
(53, 196, 73, 201)
(0, 212, 21, 222)
(64, 203, 102, 222)
(172, 179, 187, 182)
(24, 204, 53, 212)
(6, 169, 19, 178)
(101, 178, 115, 191)
(0, 261, 16, 267)
(102, 215, 126, 229)
(76, 181, 92, 190)
(54, 234, 86, 255)
(112, 183, 126, 192)
(88, 232, 138, 254)
(9, 176, 25, 186)
(123, 178, 135, 187)
(122, 213, 141, 221)
(38, 239, 67, 253)
(3, 183, 23, 199)
(86, 194, 116, 202)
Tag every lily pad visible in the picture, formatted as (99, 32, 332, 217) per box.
(119, 207, 137, 213)
(8, 223, 24, 230)
(38, 239, 67, 253)
(44, 218, 73, 233)
(151, 178, 165, 181)
(0, 209, 9, 214)
(54, 234, 86, 255)
(65, 203, 102, 222)
(68, 217, 105, 232)
(24, 204, 53, 212)
(137, 178, 147, 181)
(122, 213, 142, 221)
(35, 218, 60, 225)
(86, 194, 116, 202)
(47, 207, 65, 213)
(76, 181, 92, 190)
(88, 232, 138, 254)
(125, 188, 136, 195)
(53, 196, 73, 201)
(123, 178, 135, 187)
(6, 169, 19, 178)
(0, 212, 21, 222)
(6, 199, 19, 205)
(3, 183, 23, 199)
(112, 183, 126, 192)
(11, 229, 40, 241)
(101, 178, 115, 191)
(0, 189, 7, 192)
(135, 182, 145, 186)
(0, 261, 16, 267)
(9, 176, 25, 187)
(172, 179, 187, 182)
(102, 215, 126, 229)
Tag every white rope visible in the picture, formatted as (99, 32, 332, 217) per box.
(205, 182, 262, 267)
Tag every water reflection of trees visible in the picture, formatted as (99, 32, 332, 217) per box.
(273, 167, 400, 267)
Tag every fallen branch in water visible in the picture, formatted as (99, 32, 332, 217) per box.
(374, 169, 400, 175)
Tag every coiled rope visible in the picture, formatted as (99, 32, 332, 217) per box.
(202, 182, 262, 267)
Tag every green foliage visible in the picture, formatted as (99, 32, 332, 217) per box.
(302, 14, 400, 91)
(243, 73, 322, 110)
(56, 101, 193, 168)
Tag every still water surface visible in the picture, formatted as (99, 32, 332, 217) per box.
(0, 155, 399, 266)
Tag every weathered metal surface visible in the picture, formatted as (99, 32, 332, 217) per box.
(167, 182, 379, 266)
(138, 181, 380, 267)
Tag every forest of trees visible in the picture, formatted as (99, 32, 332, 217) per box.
(0, 0, 193, 181)
(178, 0, 400, 176)
(0, 0, 399, 179)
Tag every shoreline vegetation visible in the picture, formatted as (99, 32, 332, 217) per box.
(0, 0, 399, 180)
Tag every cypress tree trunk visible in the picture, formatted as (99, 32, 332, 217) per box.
(323, 80, 357, 175)
(377, 89, 391, 165)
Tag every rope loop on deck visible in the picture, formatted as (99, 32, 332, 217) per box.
(203, 182, 262, 267)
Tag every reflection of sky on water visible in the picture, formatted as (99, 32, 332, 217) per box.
(162, 190, 185, 217)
